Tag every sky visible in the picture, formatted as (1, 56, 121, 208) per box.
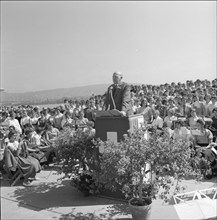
(1, 1, 216, 93)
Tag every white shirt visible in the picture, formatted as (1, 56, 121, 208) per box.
(207, 102, 217, 117)
(45, 114, 51, 120)
(173, 127, 191, 140)
(132, 105, 138, 114)
(20, 116, 31, 127)
(77, 118, 89, 126)
(152, 116, 163, 128)
(54, 113, 63, 129)
(30, 132, 41, 146)
(61, 116, 74, 129)
(29, 117, 39, 125)
(164, 116, 174, 128)
(7, 141, 19, 152)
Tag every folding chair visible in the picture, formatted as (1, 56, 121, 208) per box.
(4, 147, 24, 186)
(10, 167, 23, 186)
(0, 133, 6, 179)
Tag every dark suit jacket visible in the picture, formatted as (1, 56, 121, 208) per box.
(104, 82, 133, 116)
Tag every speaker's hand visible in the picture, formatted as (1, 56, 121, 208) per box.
(120, 111, 126, 117)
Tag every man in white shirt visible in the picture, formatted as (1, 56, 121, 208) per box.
(20, 110, 31, 129)
(53, 108, 63, 130)
(191, 95, 206, 117)
(207, 96, 217, 117)
(131, 98, 139, 114)
(152, 110, 163, 129)
(43, 108, 51, 121)
(204, 94, 212, 117)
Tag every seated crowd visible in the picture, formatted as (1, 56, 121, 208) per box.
(1, 78, 217, 185)
(0, 101, 97, 186)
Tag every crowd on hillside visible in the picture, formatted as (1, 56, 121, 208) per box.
(1, 77, 217, 185)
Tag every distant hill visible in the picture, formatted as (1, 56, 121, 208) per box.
(1, 84, 110, 105)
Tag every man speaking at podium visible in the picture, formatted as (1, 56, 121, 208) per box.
(95, 72, 142, 142)
(104, 72, 133, 117)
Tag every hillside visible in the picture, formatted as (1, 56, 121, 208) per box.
(1, 84, 110, 105)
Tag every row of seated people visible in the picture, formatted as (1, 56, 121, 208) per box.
(1, 106, 217, 183)
(0, 122, 59, 186)
(134, 98, 217, 129)
(2, 130, 42, 186)
(0, 108, 93, 136)
(0, 116, 96, 186)
(143, 106, 217, 137)
(146, 116, 217, 179)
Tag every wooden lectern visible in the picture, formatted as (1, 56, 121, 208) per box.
(95, 114, 144, 142)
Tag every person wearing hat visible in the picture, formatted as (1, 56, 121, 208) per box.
(104, 72, 133, 116)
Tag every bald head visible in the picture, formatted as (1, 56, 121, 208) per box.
(113, 72, 123, 85)
(113, 72, 123, 78)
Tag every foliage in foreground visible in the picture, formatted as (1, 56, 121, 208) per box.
(56, 127, 203, 203)
(92, 128, 202, 203)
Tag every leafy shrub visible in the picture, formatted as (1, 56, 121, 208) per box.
(92, 128, 202, 203)
(56, 127, 202, 203)
(56, 128, 100, 195)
